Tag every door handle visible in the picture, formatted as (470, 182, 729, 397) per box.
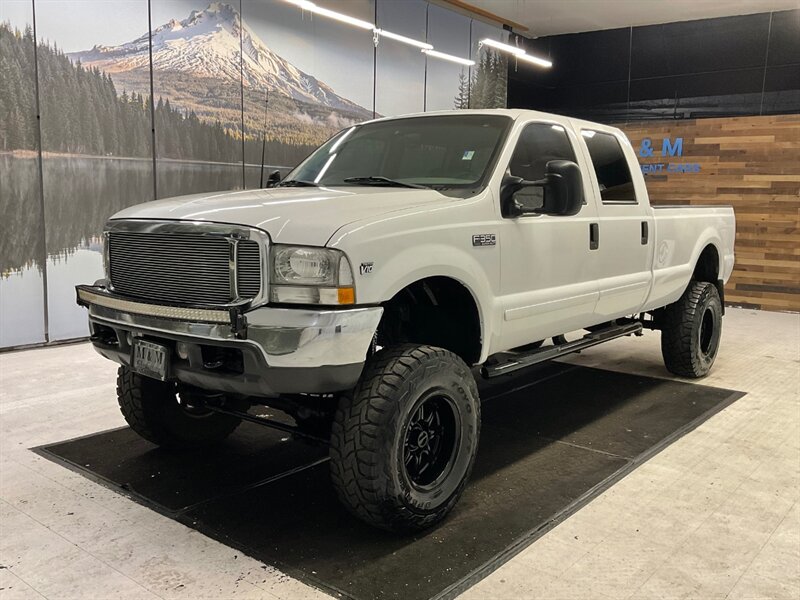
(589, 223, 599, 250)
(641, 221, 649, 245)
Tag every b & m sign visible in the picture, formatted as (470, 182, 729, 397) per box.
(637, 136, 701, 175)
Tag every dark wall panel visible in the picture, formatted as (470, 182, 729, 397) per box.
(547, 28, 630, 85)
(767, 9, 800, 66)
(630, 13, 770, 79)
(509, 8, 800, 122)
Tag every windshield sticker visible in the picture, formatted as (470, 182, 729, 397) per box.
(462, 150, 475, 160)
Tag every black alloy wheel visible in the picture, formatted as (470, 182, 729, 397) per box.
(403, 392, 460, 489)
(330, 344, 481, 532)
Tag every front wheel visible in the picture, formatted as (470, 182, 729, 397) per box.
(117, 367, 241, 448)
(660, 281, 723, 378)
(329, 344, 480, 532)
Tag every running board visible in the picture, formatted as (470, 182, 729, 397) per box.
(481, 322, 643, 379)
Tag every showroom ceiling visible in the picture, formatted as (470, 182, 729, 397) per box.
(460, 0, 799, 36)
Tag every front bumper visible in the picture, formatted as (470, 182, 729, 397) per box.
(76, 285, 382, 397)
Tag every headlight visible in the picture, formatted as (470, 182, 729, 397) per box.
(270, 245, 355, 305)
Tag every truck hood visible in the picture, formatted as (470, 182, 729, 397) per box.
(110, 186, 452, 246)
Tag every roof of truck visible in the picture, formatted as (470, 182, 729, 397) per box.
(365, 108, 623, 136)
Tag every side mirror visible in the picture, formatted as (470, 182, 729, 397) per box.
(265, 170, 282, 188)
(501, 160, 584, 218)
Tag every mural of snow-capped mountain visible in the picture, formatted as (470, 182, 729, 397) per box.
(69, 2, 372, 122)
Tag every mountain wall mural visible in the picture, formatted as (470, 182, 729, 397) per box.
(68, 2, 373, 163)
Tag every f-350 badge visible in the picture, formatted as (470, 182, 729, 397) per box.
(472, 234, 496, 247)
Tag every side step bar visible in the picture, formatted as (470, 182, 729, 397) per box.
(481, 322, 643, 379)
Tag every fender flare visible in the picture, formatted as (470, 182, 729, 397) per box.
(373, 245, 496, 364)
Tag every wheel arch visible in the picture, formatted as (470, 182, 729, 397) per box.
(376, 275, 485, 365)
(692, 241, 725, 311)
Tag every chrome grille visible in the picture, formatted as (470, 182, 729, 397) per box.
(108, 229, 263, 306)
(236, 240, 261, 298)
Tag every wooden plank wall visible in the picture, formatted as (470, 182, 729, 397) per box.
(619, 114, 800, 312)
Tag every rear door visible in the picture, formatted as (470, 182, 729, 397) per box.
(578, 128, 654, 318)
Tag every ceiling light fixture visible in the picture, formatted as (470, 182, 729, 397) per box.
(479, 38, 525, 56)
(516, 53, 553, 68)
(375, 29, 433, 51)
(284, 0, 374, 30)
(422, 48, 475, 66)
(479, 38, 552, 69)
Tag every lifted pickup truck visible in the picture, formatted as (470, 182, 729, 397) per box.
(77, 109, 735, 532)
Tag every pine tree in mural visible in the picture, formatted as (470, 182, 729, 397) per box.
(454, 69, 470, 109)
(0, 22, 313, 165)
(459, 48, 508, 110)
(0, 24, 38, 151)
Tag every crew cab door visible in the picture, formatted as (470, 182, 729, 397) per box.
(497, 121, 600, 349)
(578, 129, 654, 318)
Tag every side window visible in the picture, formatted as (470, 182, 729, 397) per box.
(582, 131, 637, 203)
(508, 123, 577, 211)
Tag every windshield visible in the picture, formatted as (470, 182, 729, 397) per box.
(283, 114, 511, 191)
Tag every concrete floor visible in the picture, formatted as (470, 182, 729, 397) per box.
(1, 306, 798, 599)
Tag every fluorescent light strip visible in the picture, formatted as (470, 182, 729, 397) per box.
(480, 38, 524, 56)
(480, 37, 552, 69)
(284, 0, 374, 30)
(516, 53, 553, 68)
(376, 28, 433, 50)
(283, 1, 475, 66)
(422, 48, 475, 66)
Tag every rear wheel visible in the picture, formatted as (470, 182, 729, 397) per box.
(660, 282, 723, 378)
(117, 367, 241, 448)
(329, 344, 480, 532)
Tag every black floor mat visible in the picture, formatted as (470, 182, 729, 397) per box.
(37, 364, 742, 600)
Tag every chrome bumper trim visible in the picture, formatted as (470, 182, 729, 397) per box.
(79, 287, 383, 369)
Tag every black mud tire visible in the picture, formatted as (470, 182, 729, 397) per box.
(117, 367, 241, 448)
(330, 344, 480, 533)
(660, 281, 723, 378)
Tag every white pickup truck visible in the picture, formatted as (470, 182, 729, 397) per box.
(77, 109, 735, 532)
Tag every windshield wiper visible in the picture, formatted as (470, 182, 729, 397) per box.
(277, 179, 318, 187)
(343, 176, 428, 189)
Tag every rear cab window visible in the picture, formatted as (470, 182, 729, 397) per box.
(581, 130, 637, 204)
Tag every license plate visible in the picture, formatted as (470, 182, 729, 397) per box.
(132, 340, 169, 381)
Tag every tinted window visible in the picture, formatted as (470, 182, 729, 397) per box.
(286, 115, 511, 190)
(582, 131, 637, 203)
(508, 123, 577, 210)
